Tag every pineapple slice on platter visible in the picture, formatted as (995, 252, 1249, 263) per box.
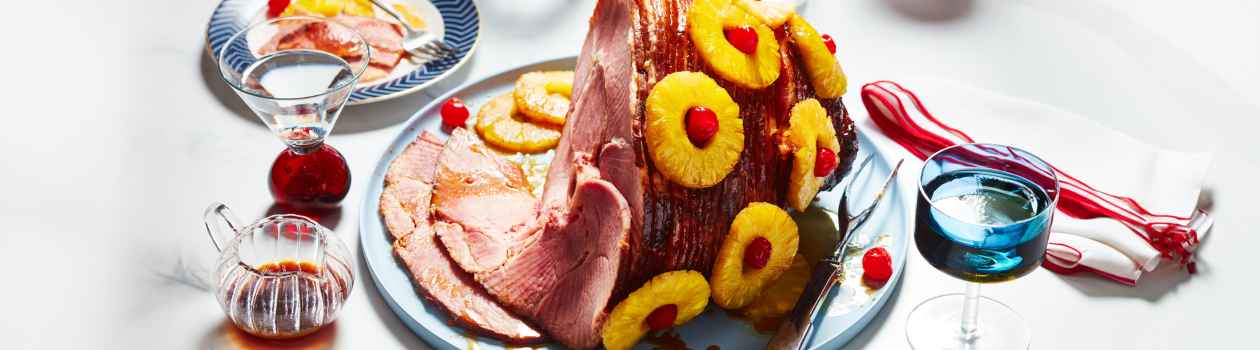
(740, 254, 811, 320)
(734, 0, 795, 27)
(602, 270, 710, 350)
(787, 15, 848, 99)
(785, 98, 841, 211)
(645, 71, 744, 189)
(688, 0, 781, 89)
(711, 203, 800, 309)
(474, 93, 562, 153)
(513, 71, 575, 126)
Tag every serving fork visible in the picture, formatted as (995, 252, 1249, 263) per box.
(767, 155, 905, 350)
(368, 0, 457, 60)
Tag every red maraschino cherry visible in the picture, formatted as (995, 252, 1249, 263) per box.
(815, 147, 838, 177)
(686, 106, 719, 147)
(743, 236, 772, 270)
(725, 26, 759, 54)
(862, 247, 893, 283)
(441, 97, 470, 127)
(821, 34, 837, 54)
(645, 304, 678, 331)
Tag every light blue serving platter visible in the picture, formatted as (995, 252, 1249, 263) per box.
(359, 56, 911, 349)
(206, 0, 480, 105)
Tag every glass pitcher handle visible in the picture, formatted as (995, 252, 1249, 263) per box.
(204, 202, 242, 252)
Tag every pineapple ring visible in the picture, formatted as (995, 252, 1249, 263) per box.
(711, 203, 799, 309)
(602, 270, 710, 350)
(474, 93, 562, 153)
(785, 99, 841, 211)
(788, 15, 848, 99)
(513, 71, 574, 126)
(645, 71, 744, 189)
(689, 0, 782, 89)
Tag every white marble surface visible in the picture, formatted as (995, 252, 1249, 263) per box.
(2, 0, 1258, 348)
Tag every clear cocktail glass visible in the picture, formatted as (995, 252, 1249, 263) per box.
(216, 16, 370, 208)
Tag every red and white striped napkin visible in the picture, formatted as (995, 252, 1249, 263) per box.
(858, 79, 1213, 285)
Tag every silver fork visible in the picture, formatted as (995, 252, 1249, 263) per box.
(835, 157, 904, 246)
(768, 155, 905, 350)
(368, 0, 457, 60)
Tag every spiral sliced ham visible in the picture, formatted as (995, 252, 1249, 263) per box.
(381, 0, 857, 348)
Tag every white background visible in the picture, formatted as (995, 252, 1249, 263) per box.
(1, 0, 1258, 348)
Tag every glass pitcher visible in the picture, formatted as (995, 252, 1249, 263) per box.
(203, 202, 354, 339)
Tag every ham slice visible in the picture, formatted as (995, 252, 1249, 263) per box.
(429, 130, 539, 273)
(379, 132, 544, 344)
(429, 130, 630, 349)
(476, 177, 628, 350)
(331, 15, 405, 69)
(259, 20, 361, 59)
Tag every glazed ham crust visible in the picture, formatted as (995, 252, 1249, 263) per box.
(561, 0, 860, 300)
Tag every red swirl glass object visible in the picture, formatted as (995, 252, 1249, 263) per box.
(269, 144, 351, 208)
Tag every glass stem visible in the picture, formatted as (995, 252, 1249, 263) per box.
(960, 282, 981, 341)
(288, 141, 324, 155)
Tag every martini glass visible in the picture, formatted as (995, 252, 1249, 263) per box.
(216, 16, 369, 208)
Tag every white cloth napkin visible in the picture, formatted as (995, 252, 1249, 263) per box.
(855, 78, 1213, 285)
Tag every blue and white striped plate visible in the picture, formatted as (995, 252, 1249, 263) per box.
(205, 0, 480, 105)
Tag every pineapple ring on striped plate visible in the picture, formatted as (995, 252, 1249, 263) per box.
(688, 0, 782, 89)
(711, 202, 799, 309)
(602, 270, 710, 350)
(645, 71, 744, 189)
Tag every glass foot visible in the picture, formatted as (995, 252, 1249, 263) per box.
(906, 293, 1030, 350)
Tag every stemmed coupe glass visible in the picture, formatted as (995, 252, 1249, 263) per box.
(216, 16, 369, 208)
(907, 143, 1060, 349)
